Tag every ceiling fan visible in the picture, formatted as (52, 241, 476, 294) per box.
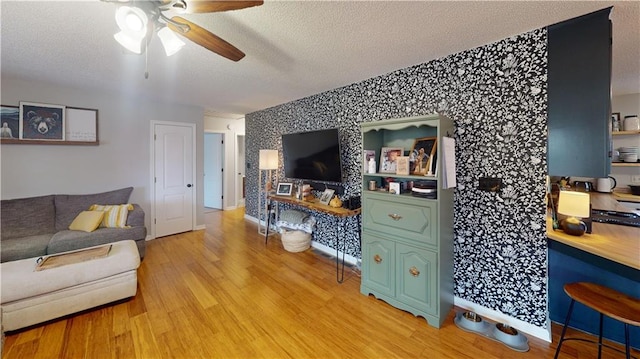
(102, 0, 263, 61)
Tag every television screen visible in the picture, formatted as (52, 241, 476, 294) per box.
(282, 128, 343, 183)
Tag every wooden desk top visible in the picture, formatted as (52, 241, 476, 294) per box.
(268, 195, 361, 218)
(547, 192, 640, 270)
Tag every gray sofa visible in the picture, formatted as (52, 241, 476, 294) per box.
(1, 187, 146, 263)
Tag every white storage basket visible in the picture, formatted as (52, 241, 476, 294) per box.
(280, 229, 311, 252)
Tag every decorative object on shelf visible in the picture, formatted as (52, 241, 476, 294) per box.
(319, 189, 335, 205)
(389, 182, 401, 195)
(410, 137, 437, 175)
(612, 112, 621, 132)
(454, 311, 529, 352)
(395, 156, 410, 175)
(379, 147, 403, 173)
(557, 191, 590, 236)
(276, 182, 292, 196)
(329, 196, 342, 208)
(624, 115, 640, 131)
(19, 102, 65, 141)
(364, 150, 376, 173)
(618, 146, 638, 163)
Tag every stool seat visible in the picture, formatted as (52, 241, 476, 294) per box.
(564, 282, 640, 326)
(555, 282, 640, 359)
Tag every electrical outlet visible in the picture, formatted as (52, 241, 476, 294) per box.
(631, 175, 640, 184)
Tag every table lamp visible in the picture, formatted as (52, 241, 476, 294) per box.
(259, 149, 278, 191)
(557, 191, 590, 236)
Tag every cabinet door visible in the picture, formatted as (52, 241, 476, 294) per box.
(396, 243, 438, 315)
(361, 234, 395, 297)
(548, 7, 612, 177)
(363, 196, 437, 247)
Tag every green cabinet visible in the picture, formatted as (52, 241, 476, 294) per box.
(360, 114, 454, 328)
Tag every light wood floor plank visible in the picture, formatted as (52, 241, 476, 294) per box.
(3, 207, 639, 359)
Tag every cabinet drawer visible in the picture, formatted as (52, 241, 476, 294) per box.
(363, 196, 437, 246)
(361, 234, 395, 297)
(396, 243, 438, 315)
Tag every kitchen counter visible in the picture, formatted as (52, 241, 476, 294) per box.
(547, 192, 640, 270)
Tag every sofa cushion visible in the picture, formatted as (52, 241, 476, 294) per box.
(89, 204, 133, 228)
(1, 195, 55, 240)
(54, 187, 133, 231)
(69, 211, 105, 232)
(1, 234, 53, 263)
(47, 226, 146, 256)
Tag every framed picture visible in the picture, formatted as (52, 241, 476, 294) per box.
(319, 188, 335, 205)
(379, 147, 403, 173)
(410, 137, 437, 175)
(276, 182, 293, 196)
(396, 156, 410, 175)
(364, 149, 376, 173)
(612, 112, 621, 132)
(0, 105, 20, 139)
(19, 102, 65, 141)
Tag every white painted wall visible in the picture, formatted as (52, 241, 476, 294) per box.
(0, 76, 205, 232)
(611, 93, 640, 189)
(204, 114, 245, 209)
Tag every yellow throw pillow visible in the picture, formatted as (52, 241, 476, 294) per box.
(69, 211, 105, 232)
(89, 204, 133, 228)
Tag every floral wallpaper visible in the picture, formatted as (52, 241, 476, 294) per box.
(246, 29, 548, 328)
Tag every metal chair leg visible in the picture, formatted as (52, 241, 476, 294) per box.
(625, 323, 630, 359)
(554, 299, 576, 359)
(597, 313, 603, 359)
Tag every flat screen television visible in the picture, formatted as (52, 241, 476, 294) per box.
(282, 128, 343, 183)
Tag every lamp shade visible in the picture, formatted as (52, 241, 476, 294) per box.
(259, 150, 278, 170)
(557, 191, 590, 218)
(157, 27, 185, 56)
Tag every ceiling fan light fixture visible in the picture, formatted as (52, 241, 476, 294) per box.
(115, 6, 148, 34)
(157, 26, 185, 56)
(114, 31, 144, 54)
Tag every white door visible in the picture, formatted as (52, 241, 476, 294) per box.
(236, 135, 246, 206)
(204, 133, 223, 209)
(154, 123, 194, 237)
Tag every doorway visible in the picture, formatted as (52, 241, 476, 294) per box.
(204, 133, 224, 210)
(152, 122, 195, 238)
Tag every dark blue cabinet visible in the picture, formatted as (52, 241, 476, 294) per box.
(548, 7, 612, 177)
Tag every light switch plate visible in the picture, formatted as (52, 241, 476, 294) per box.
(631, 175, 640, 183)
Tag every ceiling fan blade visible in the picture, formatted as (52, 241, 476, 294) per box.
(181, 1, 263, 14)
(168, 16, 245, 61)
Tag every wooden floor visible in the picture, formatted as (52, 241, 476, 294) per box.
(3, 208, 638, 358)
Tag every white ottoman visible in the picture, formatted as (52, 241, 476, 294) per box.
(1, 240, 140, 331)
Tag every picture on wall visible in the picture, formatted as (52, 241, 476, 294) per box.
(19, 102, 65, 141)
(379, 147, 403, 173)
(0, 105, 20, 139)
(410, 137, 437, 175)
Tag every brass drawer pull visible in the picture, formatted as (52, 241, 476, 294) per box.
(409, 266, 420, 277)
(374, 254, 382, 263)
(388, 213, 402, 221)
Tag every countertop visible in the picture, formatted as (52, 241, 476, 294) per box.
(547, 192, 640, 270)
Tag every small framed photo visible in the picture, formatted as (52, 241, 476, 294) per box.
(396, 156, 410, 175)
(410, 137, 437, 175)
(319, 188, 335, 205)
(389, 182, 401, 195)
(379, 147, 403, 173)
(0, 105, 20, 139)
(19, 101, 65, 141)
(612, 112, 621, 132)
(276, 182, 293, 196)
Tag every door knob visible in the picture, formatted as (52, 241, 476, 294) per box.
(187, 184, 192, 188)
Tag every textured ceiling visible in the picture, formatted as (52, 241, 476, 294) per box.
(1, 1, 638, 116)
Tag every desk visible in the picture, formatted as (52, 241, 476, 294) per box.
(267, 195, 361, 283)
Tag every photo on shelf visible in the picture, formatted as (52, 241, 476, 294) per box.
(276, 182, 293, 196)
(396, 156, 410, 175)
(379, 147, 403, 173)
(410, 137, 437, 175)
(319, 189, 335, 205)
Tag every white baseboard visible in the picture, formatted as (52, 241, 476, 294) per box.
(453, 297, 552, 342)
(310, 241, 359, 266)
(194, 224, 206, 231)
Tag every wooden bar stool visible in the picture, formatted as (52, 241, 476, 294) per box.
(554, 282, 640, 359)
